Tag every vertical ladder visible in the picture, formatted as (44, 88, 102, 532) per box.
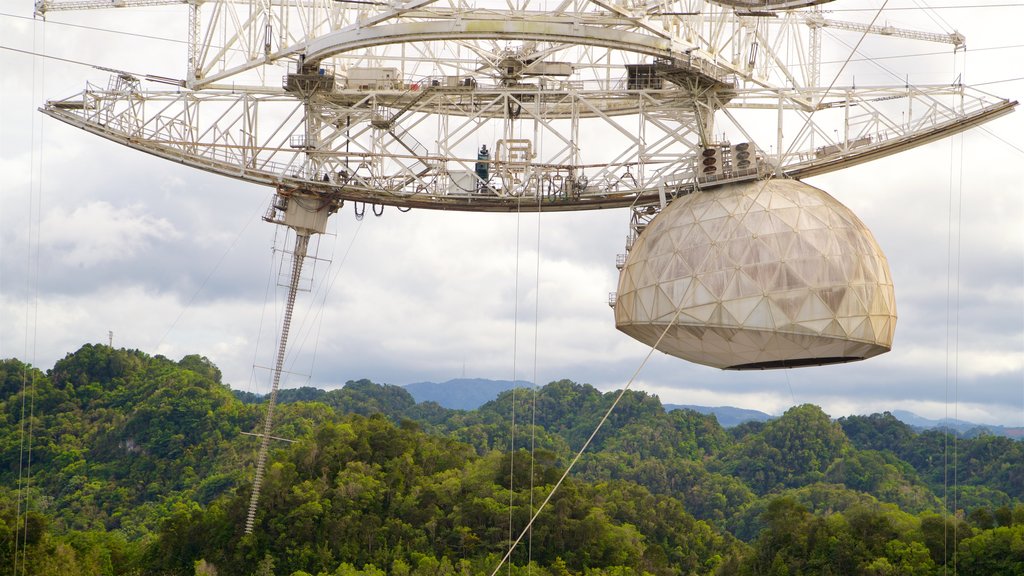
(245, 232, 309, 534)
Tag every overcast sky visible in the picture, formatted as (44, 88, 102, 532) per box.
(1, 1, 1021, 426)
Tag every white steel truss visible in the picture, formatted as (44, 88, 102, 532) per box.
(37, 0, 1018, 214)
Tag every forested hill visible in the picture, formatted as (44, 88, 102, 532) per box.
(1, 345, 1022, 576)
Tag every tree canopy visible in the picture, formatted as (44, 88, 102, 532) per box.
(1, 345, 1021, 575)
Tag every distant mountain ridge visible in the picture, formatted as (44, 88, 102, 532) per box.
(890, 410, 1024, 439)
(399, 379, 1022, 436)
(403, 378, 535, 410)
(665, 404, 773, 428)
(399, 380, 778, 428)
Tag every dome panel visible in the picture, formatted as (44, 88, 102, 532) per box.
(689, 279, 717, 308)
(743, 210, 773, 237)
(687, 302, 719, 323)
(724, 295, 766, 327)
(653, 286, 678, 321)
(636, 285, 656, 318)
(773, 206, 802, 230)
(702, 269, 731, 296)
(745, 298, 776, 329)
(817, 286, 847, 313)
(768, 190, 798, 211)
(768, 293, 800, 326)
(797, 292, 833, 323)
(665, 277, 693, 302)
(746, 261, 780, 290)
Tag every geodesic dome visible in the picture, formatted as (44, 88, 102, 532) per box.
(614, 178, 896, 369)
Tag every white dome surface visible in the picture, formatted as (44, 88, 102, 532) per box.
(615, 178, 896, 369)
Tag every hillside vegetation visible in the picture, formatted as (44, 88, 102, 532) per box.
(1, 345, 1022, 575)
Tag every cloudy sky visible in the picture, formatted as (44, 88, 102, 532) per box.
(1, 1, 1021, 426)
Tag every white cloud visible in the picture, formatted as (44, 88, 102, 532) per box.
(1, 2, 1022, 426)
(636, 382, 793, 415)
(39, 201, 180, 267)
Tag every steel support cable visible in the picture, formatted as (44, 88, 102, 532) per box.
(302, 217, 364, 385)
(952, 98, 966, 576)
(156, 198, 266, 351)
(828, 4, 1024, 11)
(781, 1, 890, 165)
(0, 44, 134, 74)
(952, 144, 964, 576)
(488, 172, 781, 576)
(971, 75, 1024, 87)
(14, 19, 46, 576)
(977, 124, 1024, 155)
(941, 46, 967, 573)
(804, 14, 1022, 171)
(527, 179, 542, 573)
(0, 11, 187, 45)
(912, 0, 957, 37)
(822, 44, 1024, 66)
(248, 226, 283, 394)
(245, 232, 310, 535)
(487, 290, 694, 576)
(817, 25, 963, 93)
(507, 194, 524, 574)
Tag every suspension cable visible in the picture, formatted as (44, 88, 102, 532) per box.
(952, 143, 963, 576)
(527, 170, 543, 573)
(248, 225, 283, 395)
(489, 171, 784, 576)
(506, 193, 523, 574)
(942, 43, 967, 575)
(13, 17, 46, 576)
(782, 1, 891, 163)
(155, 197, 266, 351)
(488, 289, 694, 576)
(303, 213, 365, 382)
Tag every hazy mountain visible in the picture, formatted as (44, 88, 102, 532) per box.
(405, 381, 775, 428)
(403, 377, 535, 410)
(405, 381, 776, 426)
(237, 378, 1021, 438)
(665, 404, 774, 427)
(891, 409, 962, 430)
(654, 405, 1023, 438)
(890, 409, 1024, 439)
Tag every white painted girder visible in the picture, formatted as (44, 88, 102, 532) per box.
(304, 21, 677, 63)
(36, 0, 1019, 213)
(42, 77, 1016, 213)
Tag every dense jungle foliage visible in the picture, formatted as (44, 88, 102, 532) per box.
(1, 344, 1022, 575)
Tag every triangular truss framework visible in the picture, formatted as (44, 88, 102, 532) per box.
(38, 0, 1015, 212)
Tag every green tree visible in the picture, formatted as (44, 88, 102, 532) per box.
(724, 405, 850, 493)
(957, 524, 1024, 575)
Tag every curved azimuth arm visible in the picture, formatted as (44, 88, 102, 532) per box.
(34, 1, 970, 95)
(40, 0, 1018, 212)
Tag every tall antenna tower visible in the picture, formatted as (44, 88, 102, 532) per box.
(35, 0, 1016, 532)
